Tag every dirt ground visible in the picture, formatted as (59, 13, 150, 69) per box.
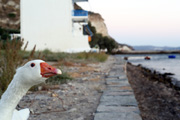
(126, 63, 180, 120)
(17, 56, 115, 120)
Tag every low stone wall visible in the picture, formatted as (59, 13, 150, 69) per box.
(126, 63, 180, 120)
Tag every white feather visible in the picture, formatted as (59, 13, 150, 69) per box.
(12, 108, 30, 120)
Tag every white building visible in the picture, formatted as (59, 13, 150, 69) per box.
(21, 0, 91, 52)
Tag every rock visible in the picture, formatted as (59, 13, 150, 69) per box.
(82, 77, 88, 81)
(67, 108, 77, 113)
(7, 1, 16, 6)
(94, 69, 101, 72)
(74, 116, 84, 120)
(51, 93, 58, 97)
(47, 106, 52, 110)
(29, 108, 34, 114)
(88, 12, 109, 37)
(15, 4, 20, 9)
(38, 86, 42, 91)
(79, 98, 88, 103)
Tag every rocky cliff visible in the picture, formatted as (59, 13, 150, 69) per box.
(88, 12, 109, 37)
(0, 0, 20, 29)
(88, 11, 133, 52)
(74, 3, 109, 37)
(75, 4, 133, 52)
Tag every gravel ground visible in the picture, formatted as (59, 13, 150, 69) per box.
(126, 63, 180, 120)
(17, 56, 115, 120)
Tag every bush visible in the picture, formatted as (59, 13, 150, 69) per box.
(23, 49, 108, 63)
(0, 39, 24, 95)
(8, 13, 16, 18)
(46, 72, 73, 85)
(88, 22, 118, 53)
(74, 52, 108, 62)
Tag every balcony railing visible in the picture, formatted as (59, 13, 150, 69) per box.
(73, 0, 88, 2)
(72, 10, 88, 16)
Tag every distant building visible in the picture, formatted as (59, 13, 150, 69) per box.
(21, 0, 92, 52)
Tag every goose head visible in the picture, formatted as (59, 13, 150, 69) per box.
(15, 60, 62, 86)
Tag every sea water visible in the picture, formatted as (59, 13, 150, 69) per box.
(117, 54, 180, 81)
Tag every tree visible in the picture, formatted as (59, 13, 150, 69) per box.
(88, 22, 118, 53)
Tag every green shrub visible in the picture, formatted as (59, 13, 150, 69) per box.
(22, 50, 108, 63)
(74, 52, 108, 62)
(8, 13, 16, 18)
(0, 39, 24, 95)
(88, 22, 118, 53)
(46, 72, 73, 85)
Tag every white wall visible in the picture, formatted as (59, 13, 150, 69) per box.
(21, 0, 90, 52)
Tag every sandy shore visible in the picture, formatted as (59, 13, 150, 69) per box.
(17, 56, 115, 120)
(126, 63, 180, 120)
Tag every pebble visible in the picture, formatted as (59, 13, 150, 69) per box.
(82, 77, 88, 81)
(51, 93, 58, 97)
(67, 108, 77, 113)
(38, 86, 43, 91)
(47, 106, 52, 110)
(94, 69, 101, 72)
(74, 116, 84, 120)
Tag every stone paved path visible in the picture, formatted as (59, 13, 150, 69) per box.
(94, 56, 142, 120)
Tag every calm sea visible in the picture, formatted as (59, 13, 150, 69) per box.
(117, 54, 180, 81)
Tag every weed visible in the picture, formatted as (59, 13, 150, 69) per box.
(74, 52, 108, 62)
(22, 50, 108, 63)
(0, 39, 36, 96)
(0, 39, 24, 94)
(46, 72, 73, 85)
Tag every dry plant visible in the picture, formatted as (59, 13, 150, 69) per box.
(0, 39, 35, 96)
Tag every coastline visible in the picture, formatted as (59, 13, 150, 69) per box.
(113, 50, 180, 54)
(126, 63, 180, 120)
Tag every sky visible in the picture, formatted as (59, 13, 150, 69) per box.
(77, 0, 180, 47)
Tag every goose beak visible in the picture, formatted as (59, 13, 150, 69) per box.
(40, 62, 62, 78)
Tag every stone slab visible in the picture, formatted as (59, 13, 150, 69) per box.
(103, 91, 134, 96)
(105, 75, 126, 78)
(94, 112, 142, 120)
(106, 86, 133, 92)
(106, 77, 127, 82)
(106, 78, 127, 83)
(96, 105, 140, 113)
(109, 72, 124, 76)
(100, 95, 138, 106)
(106, 80, 130, 87)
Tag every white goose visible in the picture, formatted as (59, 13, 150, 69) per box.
(0, 60, 62, 120)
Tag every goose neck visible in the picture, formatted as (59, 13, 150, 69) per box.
(0, 77, 31, 120)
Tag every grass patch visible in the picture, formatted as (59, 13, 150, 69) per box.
(0, 39, 36, 96)
(22, 50, 108, 63)
(46, 72, 73, 85)
(30, 72, 72, 91)
(74, 52, 108, 62)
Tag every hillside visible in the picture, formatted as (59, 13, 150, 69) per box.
(133, 45, 180, 51)
(0, 0, 20, 30)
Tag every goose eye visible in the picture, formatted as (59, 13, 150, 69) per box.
(31, 63, 35, 67)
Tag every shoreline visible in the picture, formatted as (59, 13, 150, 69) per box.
(126, 63, 180, 120)
(113, 50, 180, 54)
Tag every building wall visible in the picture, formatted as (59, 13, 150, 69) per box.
(21, 0, 90, 52)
